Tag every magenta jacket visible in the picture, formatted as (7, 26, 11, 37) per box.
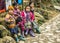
(21, 11, 35, 23)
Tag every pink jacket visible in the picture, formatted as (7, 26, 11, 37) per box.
(21, 11, 35, 23)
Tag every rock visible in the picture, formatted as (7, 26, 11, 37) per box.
(32, 42, 38, 43)
(34, 12, 45, 20)
(34, 12, 45, 25)
(39, 14, 60, 43)
(0, 18, 6, 27)
(2, 36, 16, 43)
(0, 25, 11, 38)
(0, 18, 5, 22)
(0, 12, 7, 26)
(0, 12, 7, 17)
(19, 41, 25, 43)
(56, 39, 60, 42)
(0, 38, 3, 43)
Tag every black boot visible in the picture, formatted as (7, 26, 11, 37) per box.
(25, 29, 29, 36)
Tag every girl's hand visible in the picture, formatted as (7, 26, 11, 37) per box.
(8, 20, 11, 22)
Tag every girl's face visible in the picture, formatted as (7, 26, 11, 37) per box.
(26, 6, 30, 12)
(9, 10, 13, 15)
(14, 5, 19, 9)
(16, 6, 19, 9)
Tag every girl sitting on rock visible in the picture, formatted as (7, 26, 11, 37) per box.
(13, 4, 21, 16)
(29, 2, 40, 34)
(13, 4, 25, 38)
(21, 5, 35, 37)
(5, 8, 25, 42)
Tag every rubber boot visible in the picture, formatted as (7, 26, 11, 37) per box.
(18, 35, 25, 41)
(35, 27, 40, 34)
(29, 29, 35, 37)
(15, 37, 19, 43)
(33, 22, 40, 34)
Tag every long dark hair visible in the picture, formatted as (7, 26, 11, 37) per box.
(29, 2, 35, 13)
(29, 2, 34, 6)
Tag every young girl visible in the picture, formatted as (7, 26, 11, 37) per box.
(14, 13, 25, 38)
(29, 2, 35, 14)
(29, 2, 40, 34)
(21, 5, 35, 37)
(5, 9, 25, 42)
(13, 5, 25, 38)
(13, 4, 21, 16)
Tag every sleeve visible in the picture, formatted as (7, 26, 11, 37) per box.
(21, 11, 25, 19)
(30, 12, 35, 22)
(21, 11, 26, 23)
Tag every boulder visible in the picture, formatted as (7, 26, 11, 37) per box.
(0, 36, 16, 43)
(34, 12, 45, 25)
(0, 25, 11, 38)
(2, 36, 16, 43)
(0, 12, 7, 26)
(0, 38, 3, 43)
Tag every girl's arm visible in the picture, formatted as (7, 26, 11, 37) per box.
(30, 12, 35, 22)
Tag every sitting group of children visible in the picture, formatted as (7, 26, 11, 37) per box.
(5, 2, 40, 43)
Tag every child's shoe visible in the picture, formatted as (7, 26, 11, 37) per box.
(35, 28, 41, 34)
(18, 36, 25, 41)
(15, 37, 19, 43)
